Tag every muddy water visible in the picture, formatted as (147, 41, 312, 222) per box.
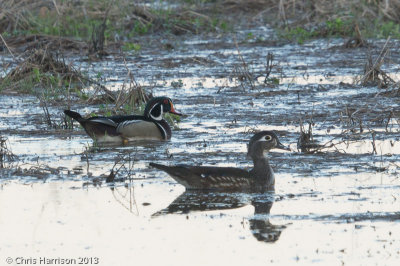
(1, 31, 400, 265)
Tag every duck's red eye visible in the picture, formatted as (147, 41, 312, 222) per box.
(163, 99, 169, 104)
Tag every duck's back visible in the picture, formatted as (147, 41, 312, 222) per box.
(150, 163, 253, 190)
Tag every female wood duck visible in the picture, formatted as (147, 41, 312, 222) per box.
(64, 96, 181, 143)
(149, 131, 289, 192)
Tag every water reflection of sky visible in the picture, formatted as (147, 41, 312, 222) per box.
(0, 181, 398, 266)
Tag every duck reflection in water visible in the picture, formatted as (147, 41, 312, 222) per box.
(152, 191, 287, 243)
(250, 194, 287, 243)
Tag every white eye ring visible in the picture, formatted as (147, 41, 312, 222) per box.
(265, 135, 272, 141)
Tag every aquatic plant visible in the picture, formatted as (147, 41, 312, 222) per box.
(0, 136, 16, 169)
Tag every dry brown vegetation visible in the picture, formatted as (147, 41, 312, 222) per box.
(0, 0, 224, 39)
(0, 0, 399, 61)
(360, 38, 397, 88)
(220, 0, 400, 23)
(5, 34, 86, 54)
(4, 49, 82, 88)
(1, 0, 400, 39)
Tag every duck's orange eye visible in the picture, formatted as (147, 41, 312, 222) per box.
(265, 135, 272, 141)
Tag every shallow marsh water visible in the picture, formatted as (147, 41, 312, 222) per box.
(1, 29, 400, 265)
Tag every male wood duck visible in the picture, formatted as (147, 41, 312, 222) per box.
(64, 96, 181, 143)
(149, 131, 289, 192)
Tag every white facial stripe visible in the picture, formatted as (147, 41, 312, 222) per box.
(150, 104, 163, 121)
(252, 134, 275, 148)
(255, 135, 268, 143)
(257, 134, 273, 142)
(148, 102, 157, 115)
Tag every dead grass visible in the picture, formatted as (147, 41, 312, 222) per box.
(114, 56, 150, 110)
(0, 0, 221, 41)
(83, 52, 151, 116)
(3, 49, 82, 87)
(297, 114, 325, 153)
(0, 0, 42, 33)
(222, 0, 400, 23)
(127, 5, 216, 35)
(0, 48, 91, 111)
(0, 48, 148, 106)
(1, 0, 399, 54)
(4, 34, 86, 55)
(224, 39, 281, 92)
(359, 37, 397, 88)
(344, 24, 368, 48)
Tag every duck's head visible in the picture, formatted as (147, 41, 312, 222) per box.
(247, 131, 289, 159)
(144, 97, 182, 121)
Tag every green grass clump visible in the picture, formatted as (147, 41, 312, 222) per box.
(279, 18, 355, 44)
(164, 113, 181, 129)
(1, 0, 230, 41)
(372, 20, 400, 39)
(278, 26, 315, 44)
(325, 18, 354, 36)
(122, 42, 141, 52)
(0, 68, 82, 102)
(278, 16, 400, 43)
(0, 49, 90, 102)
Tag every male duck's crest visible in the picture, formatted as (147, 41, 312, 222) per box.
(64, 96, 181, 143)
(149, 131, 290, 192)
(145, 97, 181, 121)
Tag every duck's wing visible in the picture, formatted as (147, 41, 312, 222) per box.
(86, 115, 145, 126)
(149, 163, 252, 190)
(66, 115, 121, 141)
(86, 116, 118, 127)
(104, 115, 145, 124)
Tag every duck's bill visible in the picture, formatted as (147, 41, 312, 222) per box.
(170, 103, 182, 116)
(276, 142, 291, 151)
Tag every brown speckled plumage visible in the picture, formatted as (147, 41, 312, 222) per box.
(150, 131, 289, 192)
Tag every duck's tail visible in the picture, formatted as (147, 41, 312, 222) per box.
(64, 110, 85, 122)
(149, 162, 171, 171)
